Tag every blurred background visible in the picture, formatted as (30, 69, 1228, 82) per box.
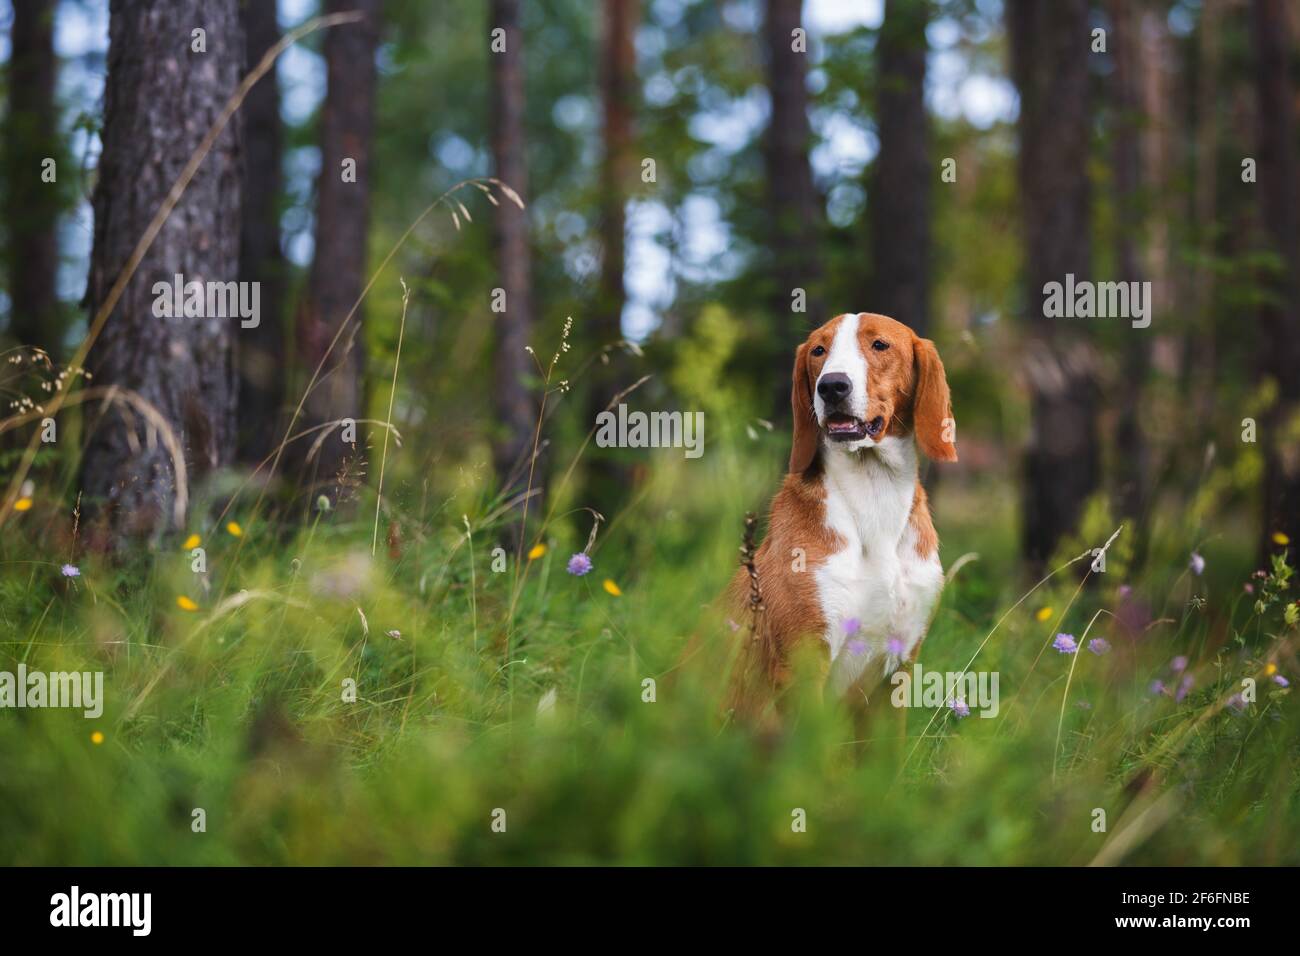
(0, 0, 1296, 567)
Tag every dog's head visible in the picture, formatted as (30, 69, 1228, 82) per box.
(789, 312, 957, 474)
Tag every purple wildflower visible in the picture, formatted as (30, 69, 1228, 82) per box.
(842, 618, 861, 636)
(847, 639, 867, 657)
(1053, 633, 1078, 654)
(1226, 693, 1246, 714)
(1189, 552, 1206, 575)
(1170, 655, 1188, 673)
(566, 552, 593, 576)
(1274, 675, 1290, 688)
(1176, 674, 1195, 702)
(886, 636, 906, 656)
(60, 564, 80, 578)
(1244, 583, 1255, 594)
(950, 697, 971, 719)
(1087, 638, 1110, 656)
(1118, 584, 1133, 600)
(1149, 680, 1167, 696)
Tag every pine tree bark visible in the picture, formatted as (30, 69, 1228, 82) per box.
(294, 0, 381, 503)
(763, 0, 822, 415)
(1250, 0, 1300, 562)
(489, 0, 540, 507)
(81, 0, 243, 543)
(1108, 0, 1151, 555)
(236, 0, 286, 466)
(870, 0, 930, 336)
(583, 0, 638, 518)
(594, 0, 637, 366)
(1187, 0, 1220, 427)
(1007, 0, 1099, 570)
(4, 0, 61, 362)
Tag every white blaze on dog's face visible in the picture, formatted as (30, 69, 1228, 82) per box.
(788, 312, 958, 474)
(812, 312, 873, 450)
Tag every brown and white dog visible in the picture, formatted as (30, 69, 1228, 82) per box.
(729, 312, 957, 705)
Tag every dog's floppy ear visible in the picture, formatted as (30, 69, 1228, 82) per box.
(789, 342, 818, 474)
(912, 335, 957, 462)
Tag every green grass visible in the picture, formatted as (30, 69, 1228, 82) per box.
(1, 440, 1297, 866)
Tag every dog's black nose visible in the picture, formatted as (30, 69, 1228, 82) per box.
(817, 372, 852, 404)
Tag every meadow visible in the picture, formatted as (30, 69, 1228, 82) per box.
(3, 0, 1299, 870)
(2, 401, 1296, 867)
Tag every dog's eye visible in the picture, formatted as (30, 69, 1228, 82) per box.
(872, 339, 889, 351)
(811, 345, 826, 357)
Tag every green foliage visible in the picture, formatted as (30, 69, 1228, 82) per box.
(669, 302, 750, 420)
(2, 440, 1296, 865)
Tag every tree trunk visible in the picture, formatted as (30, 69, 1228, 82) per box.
(1007, 0, 1099, 570)
(583, 0, 638, 518)
(1250, 0, 1300, 562)
(236, 0, 286, 467)
(763, 0, 822, 415)
(870, 0, 930, 336)
(594, 0, 637, 364)
(1108, 0, 1151, 555)
(81, 0, 243, 543)
(294, 0, 381, 503)
(4, 0, 61, 362)
(1187, 0, 1220, 427)
(489, 0, 540, 511)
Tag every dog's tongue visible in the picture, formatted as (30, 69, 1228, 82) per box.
(827, 413, 860, 434)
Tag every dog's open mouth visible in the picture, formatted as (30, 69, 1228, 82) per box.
(824, 413, 886, 442)
(825, 413, 885, 442)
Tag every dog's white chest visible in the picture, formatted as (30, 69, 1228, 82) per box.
(814, 439, 944, 692)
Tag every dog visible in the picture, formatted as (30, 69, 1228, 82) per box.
(728, 312, 957, 710)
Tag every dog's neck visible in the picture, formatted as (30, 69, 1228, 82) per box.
(823, 432, 917, 477)
(817, 435, 918, 553)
